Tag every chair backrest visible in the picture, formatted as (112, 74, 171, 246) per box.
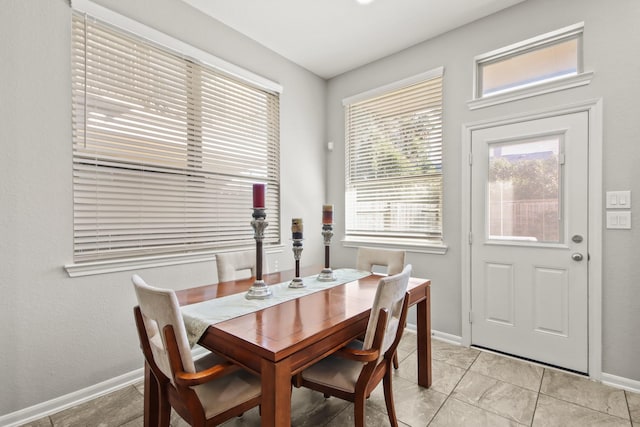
(362, 264, 412, 362)
(356, 247, 405, 276)
(216, 249, 266, 282)
(132, 274, 195, 382)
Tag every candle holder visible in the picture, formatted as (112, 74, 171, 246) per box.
(289, 238, 305, 288)
(317, 223, 337, 281)
(246, 208, 273, 299)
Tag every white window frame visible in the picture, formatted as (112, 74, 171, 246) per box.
(65, 1, 283, 277)
(342, 67, 448, 255)
(468, 22, 593, 110)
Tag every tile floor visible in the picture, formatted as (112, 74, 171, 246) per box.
(20, 333, 640, 426)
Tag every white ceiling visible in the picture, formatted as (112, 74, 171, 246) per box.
(181, 0, 525, 79)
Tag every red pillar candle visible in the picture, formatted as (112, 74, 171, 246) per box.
(291, 218, 303, 239)
(322, 204, 333, 224)
(252, 183, 265, 208)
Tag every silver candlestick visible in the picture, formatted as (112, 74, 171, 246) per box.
(246, 208, 273, 299)
(289, 239, 305, 288)
(317, 223, 337, 281)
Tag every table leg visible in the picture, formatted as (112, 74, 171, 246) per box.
(260, 357, 292, 427)
(416, 287, 432, 388)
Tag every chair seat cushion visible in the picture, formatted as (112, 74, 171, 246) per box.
(300, 341, 365, 394)
(194, 368, 261, 419)
(192, 351, 261, 419)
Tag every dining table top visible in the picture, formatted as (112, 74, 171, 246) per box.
(175, 265, 431, 364)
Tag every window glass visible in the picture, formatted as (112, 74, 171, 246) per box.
(344, 70, 443, 243)
(480, 38, 579, 97)
(488, 137, 563, 243)
(475, 24, 584, 99)
(71, 13, 280, 263)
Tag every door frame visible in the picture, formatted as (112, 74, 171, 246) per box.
(460, 99, 603, 379)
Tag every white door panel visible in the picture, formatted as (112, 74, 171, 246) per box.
(470, 112, 588, 372)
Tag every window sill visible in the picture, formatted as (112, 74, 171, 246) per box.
(341, 236, 448, 255)
(467, 72, 594, 110)
(64, 245, 285, 277)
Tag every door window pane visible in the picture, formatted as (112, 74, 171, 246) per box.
(488, 137, 562, 243)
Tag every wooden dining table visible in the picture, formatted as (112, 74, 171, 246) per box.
(161, 265, 432, 427)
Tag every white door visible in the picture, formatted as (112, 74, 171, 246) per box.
(470, 112, 589, 373)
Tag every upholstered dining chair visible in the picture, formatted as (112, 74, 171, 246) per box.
(215, 249, 266, 282)
(293, 265, 412, 427)
(356, 246, 406, 368)
(132, 274, 261, 427)
(356, 247, 405, 276)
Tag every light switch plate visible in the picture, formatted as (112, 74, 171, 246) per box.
(607, 211, 631, 229)
(606, 191, 631, 209)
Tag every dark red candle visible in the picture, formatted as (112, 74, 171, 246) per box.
(252, 183, 265, 208)
(322, 204, 333, 224)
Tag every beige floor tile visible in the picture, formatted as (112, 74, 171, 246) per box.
(119, 415, 143, 427)
(218, 388, 349, 427)
(217, 407, 261, 426)
(396, 345, 414, 366)
(367, 375, 448, 426)
(470, 351, 543, 391)
(429, 359, 467, 395)
(50, 385, 143, 427)
(290, 388, 350, 427)
(432, 339, 481, 369)
(533, 394, 631, 427)
(17, 417, 53, 427)
(133, 380, 144, 396)
(324, 403, 410, 427)
(627, 390, 640, 424)
(452, 370, 537, 425)
(395, 351, 418, 382)
(430, 397, 524, 427)
(396, 352, 466, 395)
(540, 369, 629, 419)
(397, 329, 418, 353)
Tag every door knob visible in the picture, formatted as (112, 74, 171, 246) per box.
(571, 253, 584, 261)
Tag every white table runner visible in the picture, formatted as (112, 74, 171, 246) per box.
(181, 268, 370, 347)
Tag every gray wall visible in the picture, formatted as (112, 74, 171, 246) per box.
(327, 0, 640, 382)
(2, 0, 640, 419)
(0, 0, 326, 415)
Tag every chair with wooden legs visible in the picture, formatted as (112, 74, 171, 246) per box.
(356, 246, 406, 368)
(132, 274, 261, 426)
(293, 265, 412, 427)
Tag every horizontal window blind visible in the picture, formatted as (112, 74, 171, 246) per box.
(71, 13, 280, 262)
(345, 72, 443, 242)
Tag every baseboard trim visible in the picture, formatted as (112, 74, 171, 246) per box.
(0, 347, 208, 427)
(601, 372, 640, 394)
(431, 329, 462, 345)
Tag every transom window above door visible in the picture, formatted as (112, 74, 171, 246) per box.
(469, 23, 593, 109)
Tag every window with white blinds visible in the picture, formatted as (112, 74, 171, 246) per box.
(71, 13, 280, 263)
(344, 68, 443, 245)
